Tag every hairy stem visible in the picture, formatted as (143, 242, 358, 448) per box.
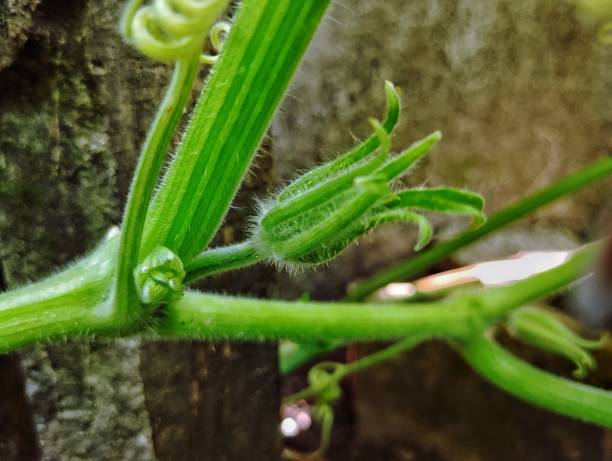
(141, 0, 332, 261)
(0, 234, 121, 353)
(185, 241, 260, 282)
(281, 238, 601, 374)
(160, 292, 472, 341)
(158, 243, 596, 342)
(0, 238, 597, 357)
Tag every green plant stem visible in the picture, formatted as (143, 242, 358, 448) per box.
(476, 243, 599, 320)
(461, 333, 612, 427)
(346, 156, 612, 302)
(0, 234, 120, 353)
(340, 335, 428, 376)
(281, 238, 602, 374)
(141, 0, 332, 261)
(114, 55, 200, 323)
(279, 341, 340, 375)
(0, 237, 598, 358)
(185, 241, 260, 282)
(159, 243, 596, 342)
(160, 292, 472, 342)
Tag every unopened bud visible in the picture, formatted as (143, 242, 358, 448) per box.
(134, 246, 186, 304)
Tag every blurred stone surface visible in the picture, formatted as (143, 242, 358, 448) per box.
(270, 0, 612, 459)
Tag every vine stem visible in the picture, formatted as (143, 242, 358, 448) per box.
(114, 55, 200, 325)
(0, 238, 599, 356)
(158, 243, 597, 342)
(284, 334, 429, 403)
(0, 232, 120, 353)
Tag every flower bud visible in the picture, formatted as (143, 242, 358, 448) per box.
(134, 246, 186, 304)
(507, 306, 608, 378)
(249, 82, 483, 271)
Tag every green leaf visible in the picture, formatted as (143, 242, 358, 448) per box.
(506, 306, 607, 379)
(395, 187, 486, 226)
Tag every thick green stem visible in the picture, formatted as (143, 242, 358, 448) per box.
(0, 233, 121, 353)
(0, 236, 598, 359)
(141, 0, 332, 261)
(185, 241, 260, 282)
(461, 333, 612, 427)
(114, 55, 200, 323)
(346, 156, 612, 301)
(159, 243, 596, 344)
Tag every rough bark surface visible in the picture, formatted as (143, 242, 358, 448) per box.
(0, 1, 279, 460)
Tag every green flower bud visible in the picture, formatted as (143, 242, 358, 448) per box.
(250, 82, 484, 271)
(507, 306, 608, 379)
(134, 246, 186, 304)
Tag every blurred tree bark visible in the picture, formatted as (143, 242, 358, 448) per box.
(0, 1, 279, 460)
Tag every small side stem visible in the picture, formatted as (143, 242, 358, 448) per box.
(114, 55, 200, 324)
(283, 335, 428, 404)
(477, 242, 599, 320)
(340, 335, 428, 376)
(461, 333, 612, 427)
(185, 241, 260, 282)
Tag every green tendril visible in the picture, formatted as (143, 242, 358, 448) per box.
(121, 0, 230, 62)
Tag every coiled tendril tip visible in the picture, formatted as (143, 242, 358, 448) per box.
(121, 0, 230, 63)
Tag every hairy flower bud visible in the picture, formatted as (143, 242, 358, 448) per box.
(249, 82, 485, 271)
